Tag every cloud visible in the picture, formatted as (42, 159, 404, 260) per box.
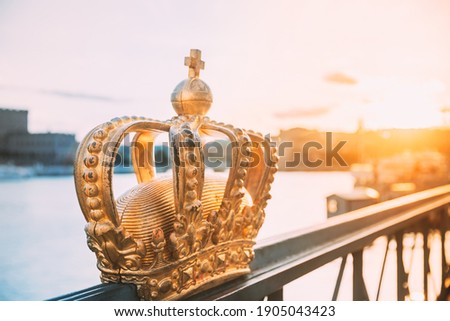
(274, 106, 331, 119)
(325, 72, 358, 85)
(0, 84, 129, 103)
(39, 89, 129, 103)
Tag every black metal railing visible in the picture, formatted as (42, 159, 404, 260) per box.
(51, 184, 450, 301)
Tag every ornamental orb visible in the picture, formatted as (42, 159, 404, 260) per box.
(170, 49, 212, 116)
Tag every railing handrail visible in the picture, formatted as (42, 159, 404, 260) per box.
(253, 184, 450, 267)
(260, 184, 450, 246)
(50, 184, 450, 301)
(188, 184, 450, 300)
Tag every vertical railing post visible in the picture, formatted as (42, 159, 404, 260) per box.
(352, 249, 369, 300)
(438, 205, 449, 300)
(332, 255, 348, 301)
(423, 224, 430, 300)
(396, 231, 408, 300)
(267, 288, 284, 301)
(376, 236, 391, 301)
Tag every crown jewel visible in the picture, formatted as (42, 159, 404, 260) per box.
(74, 49, 278, 300)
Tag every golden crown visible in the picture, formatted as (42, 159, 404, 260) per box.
(74, 49, 278, 300)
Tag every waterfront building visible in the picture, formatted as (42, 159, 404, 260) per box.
(0, 108, 78, 165)
(0, 108, 28, 136)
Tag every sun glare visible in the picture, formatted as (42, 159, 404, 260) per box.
(360, 79, 444, 130)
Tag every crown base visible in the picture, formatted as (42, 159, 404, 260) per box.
(99, 239, 255, 300)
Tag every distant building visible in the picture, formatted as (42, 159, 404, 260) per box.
(0, 108, 78, 165)
(274, 128, 354, 171)
(0, 108, 28, 135)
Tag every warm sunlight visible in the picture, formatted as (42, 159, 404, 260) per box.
(1, 0, 450, 307)
(362, 96, 442, 130)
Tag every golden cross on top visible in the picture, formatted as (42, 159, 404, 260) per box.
(184, 49, 204, 78)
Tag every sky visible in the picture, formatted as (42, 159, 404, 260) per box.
(1, 0, 450, 140)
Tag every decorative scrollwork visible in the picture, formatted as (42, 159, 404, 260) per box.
(169, 121, 213, 259)
(85, 221, 146, 270)
(75, 116, 173, 273)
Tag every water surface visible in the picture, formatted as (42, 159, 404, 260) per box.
(0, 171, 354, 300)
